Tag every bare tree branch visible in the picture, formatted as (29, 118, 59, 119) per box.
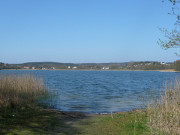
(159, 0, 180, 51)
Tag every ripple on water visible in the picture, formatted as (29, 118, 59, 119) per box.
(0, 70, 179, 113)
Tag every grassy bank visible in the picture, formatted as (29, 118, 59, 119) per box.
(0, 109, 149, 135)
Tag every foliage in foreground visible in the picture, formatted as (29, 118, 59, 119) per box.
(147, 80, 180, 134)
(0, 74, 48, 110)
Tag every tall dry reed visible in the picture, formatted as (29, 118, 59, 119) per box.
(0, 74, 48, 109)
(147, 80, 180, 134)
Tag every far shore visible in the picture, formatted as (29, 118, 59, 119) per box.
(157, 69, 176, 72)
(1, 68, 177, 72)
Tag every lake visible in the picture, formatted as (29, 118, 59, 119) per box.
(1, 70, 179, 113)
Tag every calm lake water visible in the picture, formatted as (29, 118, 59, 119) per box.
(1, 70, 180, 113)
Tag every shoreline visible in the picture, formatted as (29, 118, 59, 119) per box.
(43, 107, 144, 116)
(1, 69, 176, 72)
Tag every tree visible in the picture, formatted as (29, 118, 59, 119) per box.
(158, 0, 180, 51)
(174, 60, 180, 71)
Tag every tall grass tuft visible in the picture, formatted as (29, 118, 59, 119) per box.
(0, 74, 49, 110)
(147, 80, 180, 134)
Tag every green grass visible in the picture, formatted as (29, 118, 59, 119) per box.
(0, 108, 83, 135)
(0, 109, 150, 135)
(77, 110, 150, 135)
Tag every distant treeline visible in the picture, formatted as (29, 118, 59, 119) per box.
(0, 61, 178, 71)
(0, 62, 20, 70)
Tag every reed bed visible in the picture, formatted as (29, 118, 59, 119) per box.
(0, 74, 49, 110)
(147, 80, 180, 134)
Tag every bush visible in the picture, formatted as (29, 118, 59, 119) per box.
(0, 74, 49, 109)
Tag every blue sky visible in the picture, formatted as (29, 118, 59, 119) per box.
(0, 0, 178, 63)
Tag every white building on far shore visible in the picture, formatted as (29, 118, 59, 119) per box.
(102, 67, 109, 70)
(73, 66, 77, 69)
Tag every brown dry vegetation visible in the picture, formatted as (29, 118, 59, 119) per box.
(147, 80, 180, 134)
(0, 74, 48, 109)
